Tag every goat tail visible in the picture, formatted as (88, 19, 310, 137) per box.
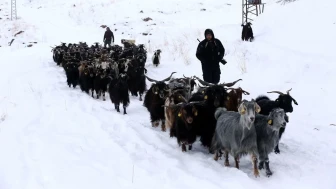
(214, 107, 227, 120)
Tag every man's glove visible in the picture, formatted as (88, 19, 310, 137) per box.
(220, 59, 227, 65)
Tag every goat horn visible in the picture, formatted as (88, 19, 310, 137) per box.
(194, 76, 214, 86)
(173, 88, 187, 93)
(145, 75, 159, 83)
(226, 87, 236, 90)
(267, 91, 285, 95)
(242, 89, 250, 95)
(161, 72, 177, 82)
(286, 88, 292, 95)
(188, 101, 205, 106)
(162, 102, 186, 108)
(219, 79, 242, 87)
(183, 74, 190, 79)
(292, 97, 298, 105)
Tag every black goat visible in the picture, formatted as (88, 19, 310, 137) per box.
(241, 22, 254, 42)
(108, 73, 130, 114)
(166, 101, 203, 152)
(189, 77, 242, 150)
(255, 88, 298, 154)
(64, 62, 79, 88)
(127, 58, 147, 101)
(79, 66, 95, 97)
(93, 67, 110, 101)
(143, 72, 176, 131)
(152, 49, 161, 67)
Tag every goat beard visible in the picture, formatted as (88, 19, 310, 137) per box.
(214, 100, 220, 107)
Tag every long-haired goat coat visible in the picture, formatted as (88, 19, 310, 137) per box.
(152, 49, 161, 67)
(241, 22, 254, 42)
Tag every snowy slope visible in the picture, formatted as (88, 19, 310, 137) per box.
(1, 0, 336, 188)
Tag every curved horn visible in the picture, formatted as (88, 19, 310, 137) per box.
(292, 97, 298, 105)
(172, 88, 187, 93)
(188, 101, 206, 106)
(242, 89, 250, 95)
(267, 91, 285, 95)
(162, 102, 186, 108)
(219, 79, 242, 87)
(183, 74, 190, 79)
(286, 88, 292, 95)
(145, 76, 159, 83)
(193, 76, 214, 86)
(161, 72, 177, 82)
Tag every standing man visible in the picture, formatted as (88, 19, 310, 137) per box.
(196, 29, 226, 84)
(103, 27, 114, 48)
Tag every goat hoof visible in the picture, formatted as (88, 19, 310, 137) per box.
(258, 163, 264, 170)
(182, 144, 187, 152)
(254, 170, 260, 178)
(274, 149, 280, 154)
(266, 171, 273, 177)
(224, 161, 230, 167)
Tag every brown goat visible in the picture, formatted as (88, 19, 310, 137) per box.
(78, 61, 88, 77)
(164, 89, 187, 133)
(225, 87, 250, 111)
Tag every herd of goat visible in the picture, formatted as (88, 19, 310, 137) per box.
(51, 40, 298, 178)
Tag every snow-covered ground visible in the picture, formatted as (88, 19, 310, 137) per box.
(1, 0, 336, 188)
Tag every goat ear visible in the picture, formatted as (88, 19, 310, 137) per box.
(194, 110, 198, 116)
(178, 110, 182, 117)
(152, 86, 157, 94)
(268, 119, 273, 125)
(284, 114, 289, 123)
(255, 103, 261, 113)
(238, 104, 246, 114)
(204, 95, 208, 100)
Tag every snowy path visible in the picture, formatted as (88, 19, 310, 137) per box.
(0, 44, 335, 189)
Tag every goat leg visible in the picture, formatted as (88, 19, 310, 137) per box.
(139, 94, 142, 101)
(116, 103, 120, 112)
(214, 151, 220, 161)
(258, 161, 265, 170)
(181, 143, 187, 152)
(234, 156, 240, 169)
(96, 90, 100, 99)
(123, 106, 127, 115)
(251, 153, 260, 177)
(102, 92, 106, 101)
(91, 89, 94, 97)
(152, 120, 160, 127)
(224, 151, 230, 166)
(218, 150, 223, 159)
(161, 120, 166, 132)
(188, 145, 192, 150)
(265, 158, 273, 177)
(274, 145, 280, 154)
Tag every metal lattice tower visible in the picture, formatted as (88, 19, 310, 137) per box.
(11, 0, 17, 20)
(242, 0, 265, 25)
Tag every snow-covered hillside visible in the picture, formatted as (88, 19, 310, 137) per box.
(0, 0, 336, 188)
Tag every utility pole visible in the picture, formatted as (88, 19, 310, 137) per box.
(242, 0, 265, 25)
(11, 0, 17, 20)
